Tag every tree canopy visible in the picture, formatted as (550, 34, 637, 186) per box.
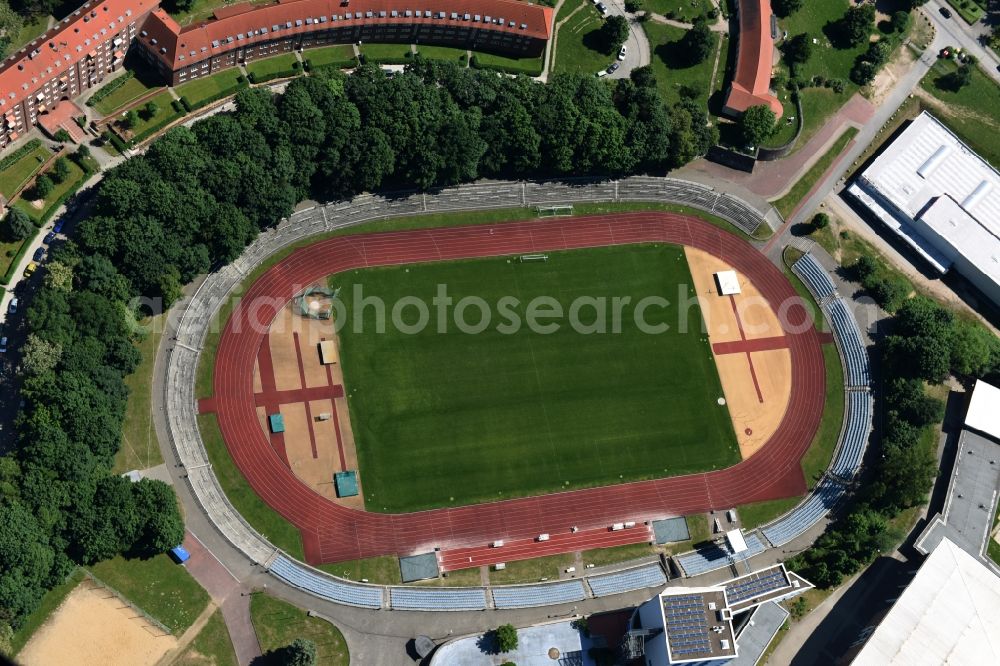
(739, 105, 776, 147)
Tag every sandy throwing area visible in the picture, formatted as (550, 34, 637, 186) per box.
(18, 581, 176, 666)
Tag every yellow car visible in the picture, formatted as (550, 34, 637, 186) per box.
(23, 262, 37, 277)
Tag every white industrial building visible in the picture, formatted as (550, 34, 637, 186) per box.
(848, 111, 1000, 305)
(851, 538, 1000, 665)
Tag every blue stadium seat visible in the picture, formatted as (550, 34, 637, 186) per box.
(792, 254, 837, 300)
(761, 479, 847, 547)
(824, 299, 870, 387)
(388, 586, 487, 611)
(491, 580, 587, 609)
(587, 564, 667, 597)
(832, 392, 873, 479)
(268, 556, 382, 609)
(674, 533, 766, 577)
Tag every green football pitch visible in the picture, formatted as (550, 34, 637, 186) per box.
(334, 244, 740, 513)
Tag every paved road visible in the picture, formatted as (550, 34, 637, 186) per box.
(924, 0, 1000, 84)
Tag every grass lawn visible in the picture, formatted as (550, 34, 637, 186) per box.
(420, 567, 482, 586)
(174, 609, 238, 666)
(9, 14, 50, 54)
(122, 90, 183, 139)
(777, 1, 866, 87)
(169, 0, 272, 26)
(489, 553, 576, 585)
(553, 3, 611, 76)
(415, 45, 469, 63)
(582, 542, 656, 567)
(644, 21, 721, 106)
(920, 59, 1000, 167)
(988, 506, 1000, 568)
(0, 143, 52, 200)
(113, 315, 166, 473)
(175, 69, 246, 108)
(8, 569, 87, 656)
(87, 554, 210, 634)
(473, 51, 544, 76)
(306, 44, 357, 69)
(646, 0, 713, 21)
(944, 0, 984, 24)
(12, 158, 87, 224)
(800, 343, 846, 484)
(246, 52, 301, 81)
(337, 244, 739, 512)
(199, 413, 305, 559)
(250, 593, 350, 665)
(772, 126, 859, 218)
(318, 555, 401, 585)
(91, 70, 163, 116)
(0, 237, 28, 278)
(738, 496, 802, 530)
(359, 42, 412, 62)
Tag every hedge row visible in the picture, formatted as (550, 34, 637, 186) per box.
(469, 55, 543, 78)
(247, 62, 302, 84)
(0, 235, 34, 286)
(85, 70, 135, 107)
(0, 138, 44, 172)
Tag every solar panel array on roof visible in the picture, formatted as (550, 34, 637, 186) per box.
(664, 594, 712, 657)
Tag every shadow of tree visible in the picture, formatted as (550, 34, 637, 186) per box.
(582, 28, 615, 57)
(476, 630, 500, 655)
(653, 39, 700, 70)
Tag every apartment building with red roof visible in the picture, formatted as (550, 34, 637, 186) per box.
(1, 0, 552, 152)
(723, 0, 782, 119)
(137, 0, 553, 86)
(0, 0, 157, 151)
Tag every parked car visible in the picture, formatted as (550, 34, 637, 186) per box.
(43, 231, 56, 245)
(618, 45, 627, 61)
(606, 62, 620, 74)
(32, 247, 45, 263)
(7, 298, 18, 315)
(0, 337, 7, 353)
(23, 262, 37, 278)
(52, 219, 65, 233)
(939, 7, 952, 19)
(596, 2, 608, 14)
(596, 69, 609, 77)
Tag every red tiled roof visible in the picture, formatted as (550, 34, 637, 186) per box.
(0, 0, 155, 115)
(142, 0, 553, 71)
(726, 0, 782, 117)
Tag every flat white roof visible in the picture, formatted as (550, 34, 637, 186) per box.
(965, 379, 1000, 439)
(858, 111, 1000, 287)
(852, 538, 1000, 665)
(726, 529, 748, 554)
(715, 270, 741, 295)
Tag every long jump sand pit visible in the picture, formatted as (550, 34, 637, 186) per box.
(18, 580, 177, 666)
(254, 301, 360, 506)
(685, 247, 793, 458)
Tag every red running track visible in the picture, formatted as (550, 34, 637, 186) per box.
(211, 213, 826, 565)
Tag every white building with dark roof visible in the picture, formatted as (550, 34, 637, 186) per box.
(848, 111, 1000, 305)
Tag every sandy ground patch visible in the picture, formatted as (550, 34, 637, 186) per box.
(18, 581, 177, 666)
(255, 301, 361, 506)
(685, 247, 793, 458)
(685, 248, 785, 341)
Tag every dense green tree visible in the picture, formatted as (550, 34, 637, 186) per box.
(599, 15, 630, 54)
(0, 502, 56, 630)
(19, 334, 63, 376)
(772, 0, 803, 18)
(679, 18, 714, 65)
(841, 4, 876, 47)
(1, 207, 33, 241)
(890, 10, 911, 34)
(283, 638, 317, 666)
(32, 174, 53, 200)
(782, 33, 812, 70)
(497, 624, 519, 652)
(739, 104, 776, 146)
(51, 157, 71, 184)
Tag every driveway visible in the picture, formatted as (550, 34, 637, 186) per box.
(611, 2, 651, 79)
(923, 0, 1000, 84)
